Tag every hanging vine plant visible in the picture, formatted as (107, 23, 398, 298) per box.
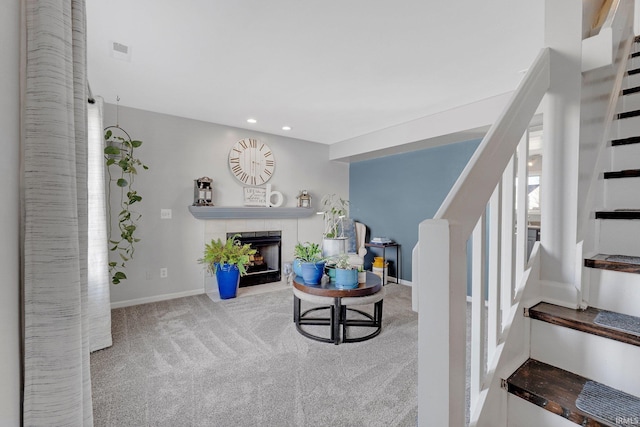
(104, 125, 149, 284)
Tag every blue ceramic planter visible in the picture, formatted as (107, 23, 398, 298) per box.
(215, 263, 240, 299)
(293, 259, 303, 277)
(335, 268, 358, 289)
(301, 261, 326, 284)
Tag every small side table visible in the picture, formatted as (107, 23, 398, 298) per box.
(365, 242, 401, 284)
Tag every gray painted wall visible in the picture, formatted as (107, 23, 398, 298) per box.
(349, 139, 481, 281)
(103, 104, 349, 305)
(1, 0, 21, 424)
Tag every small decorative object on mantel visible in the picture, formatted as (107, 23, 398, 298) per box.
(244, 187, 266, 206)
(297, 190, 311, 208)
(193, 177, 214, 206)
(243, 184, 284, 207)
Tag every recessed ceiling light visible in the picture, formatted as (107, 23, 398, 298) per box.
(247, 118, 257, 124)
(282, 126, 292, 131)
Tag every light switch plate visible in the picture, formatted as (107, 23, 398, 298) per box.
(161, 209, 172, 219)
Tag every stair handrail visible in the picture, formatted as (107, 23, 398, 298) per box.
(434, 48, 549, 232)
(417, 47, 550, 426)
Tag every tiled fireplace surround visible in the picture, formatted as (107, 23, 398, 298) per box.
(203, 218, 299, 301)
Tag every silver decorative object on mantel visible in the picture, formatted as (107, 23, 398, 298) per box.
(193, 177, 213, 206)
(297, 190, 311, 208)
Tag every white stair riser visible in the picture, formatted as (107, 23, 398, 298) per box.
(612, 115, 640, 140)
(610, 140, 640, 170)
(620, 92, 640, 112)
(507, 395, 577, 427)
(588, 268, 640, 317)
(598, 218, 640, 256)
(531, 320, 640, 397)
(628, 56, 640, 70)
(623, 73, 640, 90)
(604, 176, 640, 208)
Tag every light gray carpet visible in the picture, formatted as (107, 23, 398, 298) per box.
(91, 284, 419, 426)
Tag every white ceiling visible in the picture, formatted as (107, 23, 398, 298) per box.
(87, 1, 544, 145)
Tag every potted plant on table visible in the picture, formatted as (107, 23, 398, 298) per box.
(199, 234, 256, 299)
(320, 193, 349, 257)
(334, 255, 358, 289)
(294, 241, 326, 284)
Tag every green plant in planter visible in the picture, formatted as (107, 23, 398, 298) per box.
(294, 242, 324, 263)
(320, 194, 349, 238)
(104, 127, 149, 285)
(199, 234, 257, 276)
(334, 255, 354, 270)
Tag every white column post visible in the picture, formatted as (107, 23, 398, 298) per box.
(418, 219, 466, 426)
(541, 0, 583, 292)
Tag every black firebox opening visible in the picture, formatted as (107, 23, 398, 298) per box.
(228, 231, 281, 287)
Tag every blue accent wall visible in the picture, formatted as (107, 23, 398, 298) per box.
(349, 138, 481, 281)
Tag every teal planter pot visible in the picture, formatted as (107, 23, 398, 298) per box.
(215, 263, 240, 299)
(325, 267, 336, 282)
(301, 261, 326, 284)
(335, 269, 358, 289)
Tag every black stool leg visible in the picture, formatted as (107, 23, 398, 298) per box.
(374, 300, 383, 327)
(293, 295, 301, 324)
(341, 305, 348, 341)
(333, 297, 341, 345)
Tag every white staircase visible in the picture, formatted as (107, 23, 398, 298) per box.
(503, 36, 640, 427)
(414, 1, 640, 425)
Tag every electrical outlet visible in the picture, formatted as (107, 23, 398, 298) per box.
(160, 268, 168, 278)
(161, 209, 172, 219)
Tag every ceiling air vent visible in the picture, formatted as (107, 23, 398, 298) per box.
(110, 41, 132, 62)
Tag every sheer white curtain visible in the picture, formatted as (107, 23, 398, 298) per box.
(22, 0, 93, 424)
(88, 96, 112, 352)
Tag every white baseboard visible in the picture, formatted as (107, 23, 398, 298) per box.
(110, 289, 205, 309)
(390, 276, 412, 287)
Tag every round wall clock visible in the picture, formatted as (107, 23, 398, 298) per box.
(228, 138, 276, 186)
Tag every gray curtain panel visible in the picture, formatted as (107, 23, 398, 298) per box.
(88, 97, 112, 353)
(23, 0, 93, 425)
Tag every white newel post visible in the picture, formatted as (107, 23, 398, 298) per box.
(540, 0, 583, 295)
(418, 219, 467, 426)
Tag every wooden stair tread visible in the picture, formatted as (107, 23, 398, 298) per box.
(585, 253, 640, 274)
(604, 169, 640, 179)
(612, 136, 640, 146)
(595, 210, 640, 219)
(507, 359, 604, 426)
(623, 86, 640, 96)
(528, 302, 640, 347)
(632, 51, 640, 59)
(629, 68, 640, 76)
(617, 109, 640, 120)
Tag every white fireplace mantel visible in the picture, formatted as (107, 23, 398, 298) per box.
(188, 205, 316, 220)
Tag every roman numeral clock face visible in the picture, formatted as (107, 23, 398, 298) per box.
(228, 138, 275, 186)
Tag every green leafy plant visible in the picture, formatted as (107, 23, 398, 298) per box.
(199, 234, 257, 276)
(320, 194, 349, 238)
(104, 128, 149, 284)
(334, 255, 354, 270)
(294, 241, 324, 263)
